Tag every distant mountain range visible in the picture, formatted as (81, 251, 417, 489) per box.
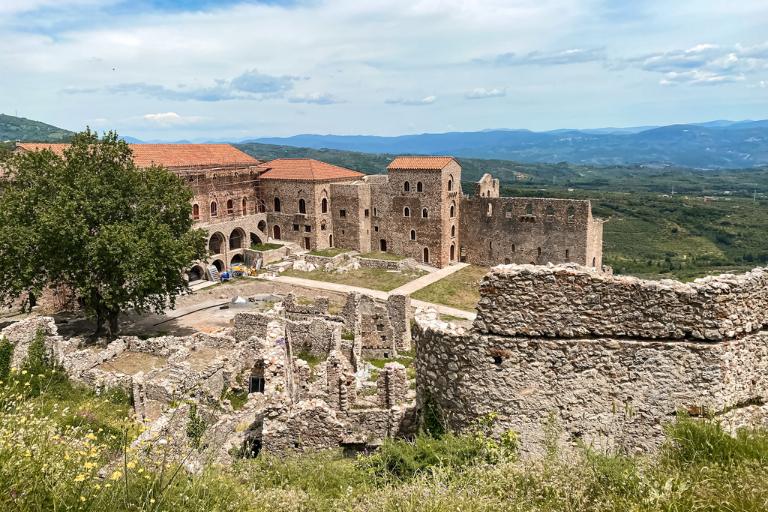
(250, 121, 768, 169)
(3, 113, 768, 169)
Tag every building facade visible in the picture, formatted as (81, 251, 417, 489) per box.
(15, 143, 603, 273)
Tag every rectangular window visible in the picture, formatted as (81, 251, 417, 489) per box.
(249, 376, 265, 393)
(374, 225, 379, 232)
(339, 209, 347, 217)
(364, 209, 370, 217)
(304, 225, 311, 232)
(292, 224, 299, 231)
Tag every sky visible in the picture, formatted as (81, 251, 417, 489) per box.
(1, 0, 767, 140)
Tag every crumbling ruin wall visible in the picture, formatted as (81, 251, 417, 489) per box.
(283, 293, 330, 320)
(414, 265, 768, 454)
(286, 318, 342, 358)
(342, 292, 411, 357)
(475, 265, 768, 341)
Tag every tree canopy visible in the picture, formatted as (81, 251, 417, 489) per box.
(0, 130, 206, 336)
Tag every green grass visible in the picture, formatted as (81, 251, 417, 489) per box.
(367, 354, 414, 369)
(282, 267, 425, 292)
(411, 265, 489, 311)
(222, 388, 248, 410)
(359, 251, 405, 261)
(308, 247, 352, 257)
(296, 350, 325, 368)
(250, 242, 283, 251)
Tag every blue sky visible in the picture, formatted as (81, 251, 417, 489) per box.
(1, 0, 767, 140)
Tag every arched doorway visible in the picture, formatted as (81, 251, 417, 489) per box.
(229, 228, 245, 249)
(329, 234, 333, 247)
(212, 260, 224, 272)
(230, 254, 244, 265)
(423, 247, 429, 263)
(209, 232, 225, 254)
(187, 265, 205, 282)
(250, 233, 262, 246)
(449, 244, 455, 261)
(273, 225, 281, 240)
(257, 220, 267, 232)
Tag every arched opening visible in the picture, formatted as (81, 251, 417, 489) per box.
(404, 181, 410, 192)
(410, 229, 416, 241)
(242, 197, 248, 215)
(320, 221, 327, 231)
(403, 207, 410, 217)
(329, 234, 333, 247)
(273, 197, 281, 212)
(187, 265, 205, 282)
(229, 228, 245, 249)
(565, 249, 570, 260)
(486, 203, 493, 217)
(230, 253, 244, 265)
(257, 220, 267, 233)
(321, 197, 328, 214)
(449, 243, 455, 261)
(422, 247, 429, 263)
(450, 202, 456, 218)
(273, 225, 281, 240)
(210, 201, 218, 217)
(525, 203, 533, 215)
(212, 259, 224, 272)
(592, 257, 597, 268)
(226, 199, 234, 215)
(537, 247, 542, 258)
(250, 232, 262, 246)
(421, 208, 428, 218)
(451, 225, 455, 237)
(192, 204, 200, 220)
(512, 244, 516, 252)
(416, 182, 423, 192)
(380, 239, 387, 252)
(208, 232, 225, 254)
(504, 258, 511, 264)
(448, 176, 453, 191)
(298, 198, 306, 214)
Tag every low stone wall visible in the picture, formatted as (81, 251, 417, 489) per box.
(357, 257, 405, 270)
(414, 324, 768, 454)
(247, 246, 289, 266)
(304, 251, 354, 268)
(475, 264, 768, 341)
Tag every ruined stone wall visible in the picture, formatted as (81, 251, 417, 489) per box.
(414, 265, 768, 454)
(459, 197, 598, 267)
(286, 318, 342, 358)
(475, 265, 768, 341)
(283, 293, 330, 319)
(330, 180, 371, 252)
(342, 292, 411, 357)
(475, 173, 500, 198)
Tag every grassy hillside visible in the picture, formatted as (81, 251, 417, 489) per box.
(238, 142, 768, 280)
(0, 114, 74, 142)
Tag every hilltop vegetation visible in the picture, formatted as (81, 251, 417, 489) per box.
(240, 142, 768, 280)
(0, 114, 73, 142)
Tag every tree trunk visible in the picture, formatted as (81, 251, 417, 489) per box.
(94, 309, 104, 338)
(107, 309, 120, 339)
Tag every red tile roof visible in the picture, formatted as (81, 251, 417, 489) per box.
(387, 156, 457, 170)
(15, 143, 259, 169)
(258, 158, 364, 181)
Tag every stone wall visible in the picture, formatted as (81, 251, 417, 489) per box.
(459, 197, 601, 268)
(342, 292, 411, 357)
(286, 318, 342, 358)
(414, 265, 768, 454)
(475, 173, 499, 198)
(330, 180, 371, 252)
(474, 265, 768, 341)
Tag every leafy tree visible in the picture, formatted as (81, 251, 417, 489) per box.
(0, 129, 206, 337)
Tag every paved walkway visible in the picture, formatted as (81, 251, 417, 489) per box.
(263, 265, 477, 321)
(389, 262, 468, 296)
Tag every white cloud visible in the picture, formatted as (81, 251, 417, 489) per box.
(385, 95, 437, 106)
(142, 112, 202, 126)
(288, 92, 343, 105)
(465, 87, 506, 99)
(483, 48, 605, 66)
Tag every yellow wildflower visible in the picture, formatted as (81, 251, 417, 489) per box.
(84, 462, 96, 470)
(110, 470, 122, 481)
(85, 433, 97, 441)
(74, 474, 86, 482)
(80, 496, 86, 502)
(126, 461, 137, 469)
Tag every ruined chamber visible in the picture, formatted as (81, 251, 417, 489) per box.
(413, 264, 768, 454)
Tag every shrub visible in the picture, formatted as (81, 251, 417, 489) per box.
(186, 403, 207, 450)
(22, 328, 51, 376)
(0, 337, 12, 382)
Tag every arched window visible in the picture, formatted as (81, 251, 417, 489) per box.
(565, 249, 570, 260)
(537, 247, 542, 257)
(592, 257, 597, 268)
(448, 176, 453, 191)
(320, 221, 327, 231)
(404, 181, 410, 192)
(486, 203, 493, 217)
(274, 197, 281, 212)
(329, 234, 334, 247)
(210, 202, 218, 217)
(450, 202, 456, 218)
(423, 247, 429, 263)
(567, 206, 575, 223)
(192, 204, 200, 220)
(242, 197, 247, 215)
(450, 243, 455, 261)
(321, 197, 328, 213)
(298, 198, 306, 214)
(410, 229, 416, 241)
(451, 225, 455, 237)
(512, 244, 516, 252)
(273, 225, 281, 239)
(525, 203, 533, 215)
(417, 182, 423, 192)
(404, 207, 410, 217)
(421, 208, 428, 218)
(226, 199, 234, 214)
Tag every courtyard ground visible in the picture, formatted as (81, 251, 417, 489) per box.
(281, 267, 426, 292)
(410, 265, 490, 312)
